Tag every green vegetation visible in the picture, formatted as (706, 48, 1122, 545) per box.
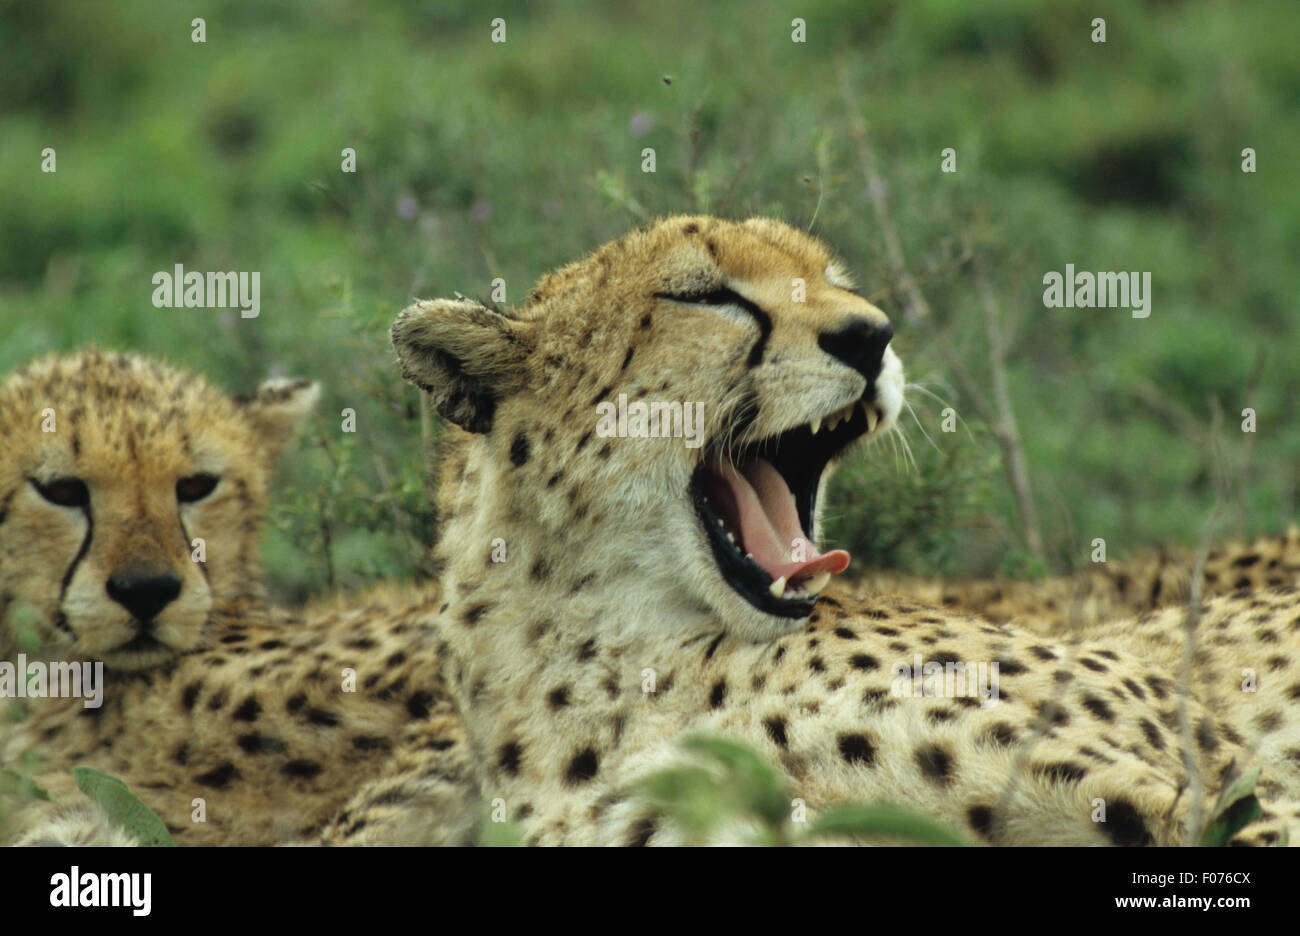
(2, 0, 1296, 602)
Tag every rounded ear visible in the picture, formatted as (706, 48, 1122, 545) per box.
(391, 298, 533, 434)
(239, 377, 320, 462)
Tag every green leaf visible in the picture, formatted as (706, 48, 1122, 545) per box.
(678, 735, 790, 829)
(478, 817, 526, 847)
(0, 768, 53, 802)
(71, 767, 175, 847)
(639, 765, 728, 836)
(1201, 768, 1264, 847)
(804, 802, 968, 846)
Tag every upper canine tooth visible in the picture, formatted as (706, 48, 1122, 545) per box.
(810, 417, 821, 435)
(769, 576, 787, 598)
(805, 571, 831, 595)
(866, 408, 879, 434)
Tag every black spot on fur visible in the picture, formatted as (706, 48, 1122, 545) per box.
(994, 657, 1026, 675)
(462, 603, 491, 626)
(849, 653, 879, 671)
(1028, 645, 1057, 661)
(307, 708, 340, 727)
(627, 816, 656, 846)
(578, 638, 598, 661)
(705, 633, 725, 660)
(834, 627, 857, 640)
(195, 762, 240, 789)
(237, 733, 286, 754)
(548, 686, 570, 708)
(566, 748, 599, 784)
(1138, 718, 1165, 750)
(1101, 799, 1153, 846)
(1081, 695, 1116, 723)
(838, 733, 876, 766)
(967, 805, 995, 840)
(764, 716, 789, 748)
(282, 760, 324, 779)
(172, 742, 189, 766)
(499, 742, 522, 776)
(983, 723, 1017, 747)
(915, 744, 954, 785)
(1037, 701, 1069, 726)
(1079, 657, 1108, 673)
(351, 736, 391, 751)
(1035, 761, 1087, 784)
(207, 690, 228, 712)
(710, 679, 727, 708)
(232, 697, 261, 722)
(407, 692, 434, 719)
(1122, 678, 1147, 701)
(286, 693, 306, 713)
(510, 433, 530, 466)
(1145, 674, 1171, 700)
(181, 682, 202, 710)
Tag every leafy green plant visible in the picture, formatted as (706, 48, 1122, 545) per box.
(71, 767, 175, 847)
(640, 735, 968, 846)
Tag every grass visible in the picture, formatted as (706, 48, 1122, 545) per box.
(1, 0, 1296, 602)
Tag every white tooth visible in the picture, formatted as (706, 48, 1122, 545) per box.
(718, 518, 725, 526)
(726, 532, 735, 543)
(745, 553, 754, 561)
(769, 576, 787, 599)
(866, 408, 879, 434)
(810, 417, 821, 435)
(827, 414, 840, 431)
(805, 571, 831, 595)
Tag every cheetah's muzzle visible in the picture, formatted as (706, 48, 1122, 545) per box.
(693, 398, 882, 618)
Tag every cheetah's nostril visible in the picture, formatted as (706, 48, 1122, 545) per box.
(106, 568, 182, 625)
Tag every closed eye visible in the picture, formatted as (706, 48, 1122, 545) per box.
(654, 288, 773, 366)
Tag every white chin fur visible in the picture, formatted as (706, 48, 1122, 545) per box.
(874, 346, 905, 434)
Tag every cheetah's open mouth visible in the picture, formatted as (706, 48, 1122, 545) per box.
(692, 399, 880, 617)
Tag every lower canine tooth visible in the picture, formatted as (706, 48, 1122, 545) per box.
(810, 417, 821, 435)
(769, 576, 787, 599)
(806, 571, 831, 595)
(866, 408, 879, 434)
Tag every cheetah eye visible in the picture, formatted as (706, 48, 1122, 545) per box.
(176, 473, 220, 503)
(32, 477, 90, 509)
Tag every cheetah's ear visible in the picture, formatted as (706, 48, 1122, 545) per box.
(391, 298, 533, 434)
(240, 377, 320, 462)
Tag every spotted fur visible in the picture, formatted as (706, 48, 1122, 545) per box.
(373, 215, 1299, 846)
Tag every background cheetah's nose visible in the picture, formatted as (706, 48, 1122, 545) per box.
(106, 568, 182, 625)
(818, 320, 893, 384)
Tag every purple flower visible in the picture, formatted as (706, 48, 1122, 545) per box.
(628, 111, 655, 136)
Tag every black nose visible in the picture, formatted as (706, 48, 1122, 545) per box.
(818, 320, 893, 383)
(106, 569, 182, 625)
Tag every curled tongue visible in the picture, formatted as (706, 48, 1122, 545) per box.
(713, 457, 851, 587)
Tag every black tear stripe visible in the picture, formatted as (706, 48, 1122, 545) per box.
(179, 517, 210, 585)
(58, 506, 95, 618)
(654, 289, 773, 366)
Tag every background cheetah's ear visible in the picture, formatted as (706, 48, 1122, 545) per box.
(391, 297, 533, 434)
(239, 377, 320, 462)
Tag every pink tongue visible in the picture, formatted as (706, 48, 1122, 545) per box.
(713, 458, 851, 584)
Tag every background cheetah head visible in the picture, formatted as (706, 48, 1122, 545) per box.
(0, 350, 317, 670)
(393, 216, 903, 642)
